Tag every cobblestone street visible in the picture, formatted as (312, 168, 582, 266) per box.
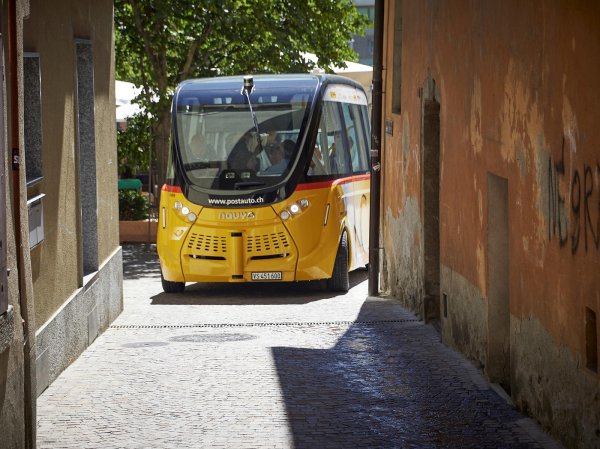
(36, 245, 562, 449)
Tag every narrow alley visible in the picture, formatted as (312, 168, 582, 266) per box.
(36, 246, 561, 449)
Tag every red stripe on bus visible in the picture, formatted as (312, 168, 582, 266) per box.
(296, 173, 370, 191)
(161, 174, 369, 194)
(162, 184, 182, 193)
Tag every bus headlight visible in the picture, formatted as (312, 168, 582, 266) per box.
(280, 198, 309, 221)
(173, 201, 196, 223)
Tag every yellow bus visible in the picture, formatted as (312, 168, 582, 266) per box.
(158, 74, 370, 293)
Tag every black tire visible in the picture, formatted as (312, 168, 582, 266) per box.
(161, 273, 185, 293)
(326, 231, 349, 292)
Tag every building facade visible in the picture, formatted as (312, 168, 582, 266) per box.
(379, 1, 600, 448)
(352, 0, 375, 66)
(0, 0, 123, 446)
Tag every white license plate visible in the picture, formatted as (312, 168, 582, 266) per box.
(251, 271, 282, 281)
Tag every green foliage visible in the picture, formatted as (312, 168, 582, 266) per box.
(118, 189, 150, 221)
(117, 113, 153, 175)
(114, 0, 369, 182)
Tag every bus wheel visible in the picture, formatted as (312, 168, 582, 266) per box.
(327, 231, 349, 292)
(161, 273, 185, 293)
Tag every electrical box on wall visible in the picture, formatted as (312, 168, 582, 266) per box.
(28, 193, 45, 248)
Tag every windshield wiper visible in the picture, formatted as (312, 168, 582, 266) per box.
(241, 75, 264, 155)
(234, 181, 265, 190)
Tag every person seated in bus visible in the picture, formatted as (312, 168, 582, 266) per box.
(282, 139, 296, 160)
(261, 129, 278, 147)
(190, 133, 217, 161)
(307, 144, 327, 176)
(328, 130, 348, 174)
(227, 132, 261, 171)
(263, 142, 289, 174)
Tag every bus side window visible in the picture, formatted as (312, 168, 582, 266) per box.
(307, 129, 327, 176)
(324, 102, 351, 176)
(359, 105, 372, 169)
(329, 129, 349, 175)
(342, 102, 369, 173)
(307, 102, 352, 178)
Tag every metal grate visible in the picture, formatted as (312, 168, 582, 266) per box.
(246, 232, 289, 253)
(110, 319, 420, 330)
(187, 232, 227, 254)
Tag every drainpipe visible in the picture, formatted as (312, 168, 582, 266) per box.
(8, 0, 35, 447)
(368, 0, 384, 296)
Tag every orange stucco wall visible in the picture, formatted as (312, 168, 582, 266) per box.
(380, 1, 599, 448)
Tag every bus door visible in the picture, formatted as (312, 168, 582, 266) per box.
(340, 100, 371, 267)
(319, 98, 367, 269)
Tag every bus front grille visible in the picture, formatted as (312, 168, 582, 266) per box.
(246, 232, 290, 255)
(187, 232, 227, 255)
(184, 229, 293, 263)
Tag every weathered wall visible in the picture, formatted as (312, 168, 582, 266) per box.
(21, 0, 122, 399)
(35, 247, 122, 395)
(440, 265, 487, 368)
(23, 0, 119, 330)
(1, 0, 36, 447)
(381, 1, 600, 447)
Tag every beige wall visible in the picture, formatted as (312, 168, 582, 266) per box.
(1, 0, 36, 446)
(23, 0, 118, 328)
(1, 0, 121, 445)
(381, 1, 600, 448)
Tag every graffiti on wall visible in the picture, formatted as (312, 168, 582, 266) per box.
(547, 137, 600, 254)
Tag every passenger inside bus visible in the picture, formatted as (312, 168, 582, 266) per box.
(263, 140, 293, 174)
(190, 133, 217, 161)
(308, 143, 326, 176)
(227, 132, 261, 170)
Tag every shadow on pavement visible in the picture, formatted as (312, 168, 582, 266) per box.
(150, 271, 367, 306)
(122, 244, 368, 305)
(271, 298, 538, 449)
(122, 244, 161, 280)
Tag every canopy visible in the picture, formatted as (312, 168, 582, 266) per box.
(115, 80, 142, 123)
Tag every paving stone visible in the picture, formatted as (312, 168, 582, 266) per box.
(36, 245, 563, 449)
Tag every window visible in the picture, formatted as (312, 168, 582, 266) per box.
(27, 194, 45, 248)
(75, 39, 98, 276)
(391, 0, 403, 114)
(24, 53, 43, 185)
(357, 6, 375, 23)
(341, 102, 370, 173)
(308, 102, 351, 177)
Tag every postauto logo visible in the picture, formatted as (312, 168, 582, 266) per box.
(218, 211, 256, 220)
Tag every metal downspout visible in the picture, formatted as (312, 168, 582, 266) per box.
(8, 0, 35, 446)
(368, 0, 384, 296)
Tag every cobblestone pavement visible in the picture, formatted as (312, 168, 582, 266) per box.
(36, 245, 562, 449)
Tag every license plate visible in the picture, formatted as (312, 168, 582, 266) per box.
(251, 271, 282, 281)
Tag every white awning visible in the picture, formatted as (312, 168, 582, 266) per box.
(115, 80, 142, 123)
(302, 53, 372, 105)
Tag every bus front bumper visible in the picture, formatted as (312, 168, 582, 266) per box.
(177, 221, 298, 283)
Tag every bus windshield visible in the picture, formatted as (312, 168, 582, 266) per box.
(175, 88, 312, 191)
